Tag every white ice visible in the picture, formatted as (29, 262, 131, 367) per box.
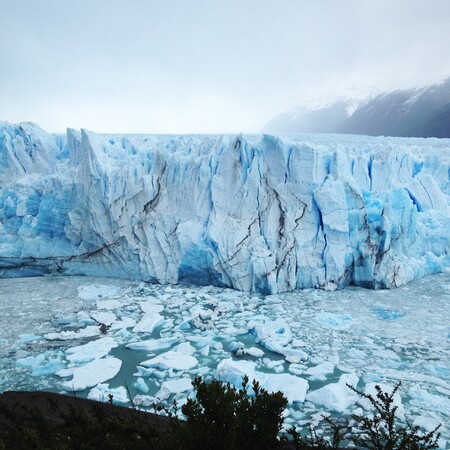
(2, 122, 450, 293)
(88, 383, 129, 404)
(62, 357, 122, 391)
(155, 378, 193, 401)
(305, 373, 359, 412)
(65, 337, 118, 364)
(126, 337, 179, 352)
(133, 312, 164, 333)
(140, 351, 198, 371)
(216, 358, 309, 404)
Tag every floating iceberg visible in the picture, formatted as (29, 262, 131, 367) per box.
(216, 358, 309, 403)
(62, 356, 122, 391)
(1, 121, 450, 293)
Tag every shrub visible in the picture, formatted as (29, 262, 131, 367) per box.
(0, 379, 443, 449)
(288, 416, 344, 449)
(179, 375, 288, 450)
(348, 382, 441, 450)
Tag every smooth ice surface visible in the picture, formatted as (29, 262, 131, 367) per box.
(62, 357, 122, 391)
(126, 337, 179, 352)
(1, 122, 450, 293)
(88, 384, 129, 404)
(305, 373, 359, 412)
(65, 337, 118, 364)
(155, 378, 193, 401)
(132, 312, 164, 333)
(2, 275, 449, 445)
(216, 358, 309, 403)
(140, 351, 198, 371)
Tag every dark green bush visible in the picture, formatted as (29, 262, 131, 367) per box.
(179, 375, 288, 450)
(0, 379, 443, 449)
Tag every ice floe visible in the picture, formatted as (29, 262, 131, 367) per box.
(62, 357, 122, 391)
(88, 383, 129, 404)
(216, 358, 309, 404)
(155, 378, 193, 401)
(126, 337, 179, 352)
(16, 351, 65, 377)
(304, 361, 335, 380)
(134, 377, 149, 393)
(133, 312, 165, 333)
(65, 337, 118, 364)
(305, 373, 359, 412)
(140, 351, 198, 371)
(44, 326, 100, 341)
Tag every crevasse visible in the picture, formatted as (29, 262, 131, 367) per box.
(1, 121, 449, 293)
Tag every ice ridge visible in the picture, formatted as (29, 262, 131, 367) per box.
(1, 121, 450, 293)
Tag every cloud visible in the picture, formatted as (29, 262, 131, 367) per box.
(1, 0, 449, 133)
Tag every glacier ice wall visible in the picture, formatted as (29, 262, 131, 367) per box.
(1, 121, 450, 293)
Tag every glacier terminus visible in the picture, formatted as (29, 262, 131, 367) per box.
(1, 121, 450, 293)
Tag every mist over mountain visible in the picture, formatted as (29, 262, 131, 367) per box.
(264, 78, 450, 138)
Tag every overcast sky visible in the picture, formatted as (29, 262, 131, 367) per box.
(1, 0, 450, 133)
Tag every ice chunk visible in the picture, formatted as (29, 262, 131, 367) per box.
(16, 351, 65, 376)
(96, 300, 122, 310)
(110, 317, 136, 330)
(175, 342, 196, 355)
(88, 384, 129, 404)
(140, 351, 198, 371)
(44, 326, 100, 341)
(139, 300, 164, 313)
(247, 320, 307, 361)
(17, 333, 41, 343)
(133, 312, 164, 333)
(409, 386, 450, 416)
(315, 313, 355, 330)
(305, 361, 335, 380)
(228, 341, 245, 353)
(56, 367, 75, 377)
(244, 347, 264, 358)
(65, 337, 118, 364)
(77, 285, 120, 300)
(155, 377, 193, 400)
(126, 337, 179, 352)
(133, 395, 157, 407)
(216, 358, 309, 403)
(91, 311, 116, 326)
(248, 320, 292, 346)
(134, 377, 149, 393)
(413, 415, 442, 433)
(305, 373, 359, 412)
(62, 357, 122, 391)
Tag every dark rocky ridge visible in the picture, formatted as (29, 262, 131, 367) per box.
(264, 78, 450, 138)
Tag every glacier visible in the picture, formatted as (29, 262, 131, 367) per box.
(1, 121, 450, 293)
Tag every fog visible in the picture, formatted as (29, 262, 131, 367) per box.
(1, 0, 449, 133)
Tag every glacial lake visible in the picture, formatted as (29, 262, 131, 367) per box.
(0, 274, 449, 447)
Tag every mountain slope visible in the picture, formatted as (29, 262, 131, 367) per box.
(264, 79, 450, 138)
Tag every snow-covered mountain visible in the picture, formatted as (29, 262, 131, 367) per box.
(264, 78, 450, 138)
(1, 122, 450, 293)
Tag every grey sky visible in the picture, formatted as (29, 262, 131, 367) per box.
(1, 0, 450, 133)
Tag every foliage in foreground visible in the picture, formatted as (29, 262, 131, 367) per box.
(179, 375, 287, 450)
(348, 383, 441, 450)
(0, 377, 442, 450)
(289, 382, 440, 450)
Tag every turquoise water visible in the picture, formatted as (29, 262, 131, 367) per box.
(0, 274, 449, 447)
